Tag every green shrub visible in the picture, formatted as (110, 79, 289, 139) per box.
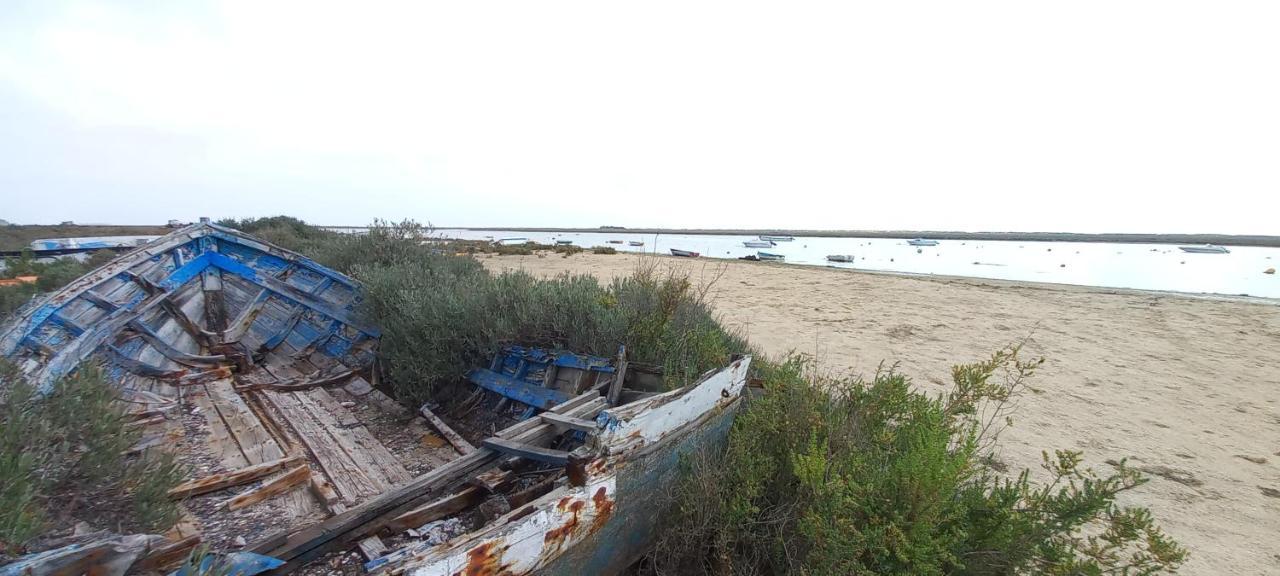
(0, 362, 184, 553)
(591, 246, 618, 255)
(651, 348, 1186, 575)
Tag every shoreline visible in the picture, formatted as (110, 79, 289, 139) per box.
(430, 226, 1280, 248)
(480, 252, 1280, 576)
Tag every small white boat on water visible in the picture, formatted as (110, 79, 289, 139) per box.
(759, 235, 794, 242)
(555, 239, 574, 245)
(826, 255, 855, 263)
(907, 238, 939, 247)
(743, 240, 775, 248)
(757, 251, 785, 261)
(628, 241, 644, 247)
(1178, 244, 1230, 254)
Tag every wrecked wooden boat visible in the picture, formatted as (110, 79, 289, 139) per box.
(0, 219, 755, 575)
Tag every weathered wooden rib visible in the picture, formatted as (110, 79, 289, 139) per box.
(128, 320, 225, 367)
(481, 437, 572, 465)
(222, 289, 271, 344)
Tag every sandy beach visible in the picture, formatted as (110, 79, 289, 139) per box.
(482, 252, 1280, 576)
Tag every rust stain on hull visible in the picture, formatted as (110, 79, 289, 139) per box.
(455, 541, 516, 576)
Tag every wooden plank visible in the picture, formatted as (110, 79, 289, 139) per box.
(205, 379, 286, 464)
(301, 389, 411, 488)
(226, 465, 311, 511)
(419, 404, 475, 455)
(481, 437, 571, 466)
(357, 536, 387, 561)
(384, 486, 482, 533)
(191, 389, 250, 469)
(255, 392, 608, 567)
(539, 411, 598, 434)
(310, 476, 346, 515)
(467, 368, 570, 409)
(263, 390, 383, 504)
(168, 455, 304, 499)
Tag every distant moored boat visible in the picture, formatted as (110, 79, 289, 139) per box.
(826, 255, 855, 263)
(907, 238, 939, 246)
(628, 241, 644, 246)
(495, 237, 528, 246)
(759, 235, 794, 242)
(670, 249, 700, 257)
(757, 251, 785, 261)
(1178, 244, 1229, 254)
(555, 239, 574, 245)
(743, 240, 774, 248)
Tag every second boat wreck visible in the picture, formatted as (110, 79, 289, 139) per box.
(0, 220, 752, 575)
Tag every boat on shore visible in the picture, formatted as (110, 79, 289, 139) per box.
(757, 251, 785, 261)
(907, 238, 939, 247)
(743, 240, 775, 248)
(496, 237, 529, 246)
(607, 240, 625, 244)
(759, 235, 794, 242)
(0, 220, 756, 576)
(555, 239, 574, 245)
(628, 240, 644, 247)
(1178, 244, 1230, 254)
(670, 249, 700, 257)
(826, 254, 855, 263)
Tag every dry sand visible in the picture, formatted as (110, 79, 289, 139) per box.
(481, 252, 1280, 575)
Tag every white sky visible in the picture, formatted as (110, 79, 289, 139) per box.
(1, 1, 1277, 233)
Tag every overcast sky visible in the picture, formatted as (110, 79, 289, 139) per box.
(2, 1, 1277, 233)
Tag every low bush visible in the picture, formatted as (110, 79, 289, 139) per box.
(591, 246, 618, 255)
(0, 362, 183, 554)
(650, 348, 1186, 575)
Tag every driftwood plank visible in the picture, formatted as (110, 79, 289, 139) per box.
(263, 391, 381, 504)
(168, 455, 304, 499)
(481, 437, 571, 466)
(384, 487, 482, 533)
(539, 411, 598, 434)
(418, 404, 475, 455)
(226, 465, 311, 511)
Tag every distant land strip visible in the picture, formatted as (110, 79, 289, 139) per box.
(412, 227, 1280, 248)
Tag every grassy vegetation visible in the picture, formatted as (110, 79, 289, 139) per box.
(0, 362, 183, 554)
(1, 251, 118, 318)
(649, 348, 1186, 575)
(218, 217, 749, 405)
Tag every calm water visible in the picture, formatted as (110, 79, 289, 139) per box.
(434, 229, 1280, 299)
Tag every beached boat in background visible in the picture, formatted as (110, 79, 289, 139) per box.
(826, 255, 855, 263)
(907, 238, 939, 246)
(1178, 244, 1230, 254)
(759, 235, 794, 242)
(496, 237, 528, 246)
(555, 239, 574, 245)
(757, 252, 785, 261)
(628, 241, 644, 247)
(670, 249, 700, 257)
(607, 240, 624, 244)
(743, 240, 774, 248)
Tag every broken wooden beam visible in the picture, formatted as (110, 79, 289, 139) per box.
(357, 535, 387, 561)
(468, 469, 514, 493)
(169, 455, 305, 499)
(253, 390, 608, 568)
(384, 487, 483, 533)
(539, 411, 598, 434)
(418, 404, 475, 455)
(606, 345, 628, 406)
(481, 437, 572, 466)
(225, 465, 311, 511)
(131, 535, 202, 573)
(309, 475, 345, 515)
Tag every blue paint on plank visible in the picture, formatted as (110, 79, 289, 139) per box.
(204, 251, 379, 337)
(158, 253, 212, 290)
(467, 368, 570, 409)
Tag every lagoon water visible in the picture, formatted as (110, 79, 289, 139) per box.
(434, 229, 1280, 299)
